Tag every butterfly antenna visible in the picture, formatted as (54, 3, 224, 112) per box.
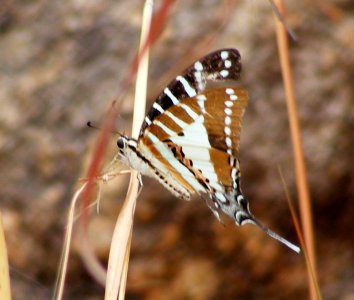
(247, 214, 301, 253)
(87, 121, 125, 137)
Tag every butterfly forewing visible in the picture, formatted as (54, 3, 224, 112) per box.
(139, 48, 242, 137)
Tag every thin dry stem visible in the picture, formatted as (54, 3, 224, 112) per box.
(278, 167, 322, 299)
(53, 183, 87, 300)
(54, 165, 133, 298)
(0, 213, 11, 300)
(104, 1, 153, 299)
(273, 1, 318, 299)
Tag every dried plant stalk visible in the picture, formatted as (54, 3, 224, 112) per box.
(104, 1, 153, 299)
(278, 167, 322, 299)
(0, 213, 11, 300)
(53, 183, 87, 300)
(273, 1, 319, 299)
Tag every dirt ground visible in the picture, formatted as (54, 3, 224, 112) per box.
(0, 1, 353, 299)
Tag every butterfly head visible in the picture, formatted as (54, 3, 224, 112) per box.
(117, 135, 128, 152)
(116, 135, 153, 176)
(117, 135, 137, 164)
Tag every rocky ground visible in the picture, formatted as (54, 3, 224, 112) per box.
(0, 1, 353, 299)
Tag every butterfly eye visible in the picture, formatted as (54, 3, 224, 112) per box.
(117, 138, 125, 149)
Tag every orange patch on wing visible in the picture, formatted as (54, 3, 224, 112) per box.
(163, 105, 194, 124)
(148, 123, 170, 141)
(155, 113, 183, 134)
(179, 98, 203, 115)
(209, 148, 233, 187)
(201, 87, 248, 156)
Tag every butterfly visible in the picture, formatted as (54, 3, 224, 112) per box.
(117, 48, 300, 253)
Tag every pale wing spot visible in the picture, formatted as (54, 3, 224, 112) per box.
(197, 99, 206, 113)
(220, 70, 229, 78)
(225, 100, 234, 107)
(164, 87, 179, 105)
(177, 76, 197, 97)
(225, 137, 232, 148)
(229, 156, 235, 167)
(165, 111, 188, 128)
(224, 126, 231, 136)
(154, 120, 177, 136)
(225, 88, 234, 95)
(230, 94, 238, 101)
(194, 61, 203, 71)
(221, 51, 229, 59)
(145, 116, 152, 126)
(153, 102, 164, 113)
(224, 108, 232, 116)
(231, 167, 237, 178)
(194, 71, 202, 86)
(225, 116, 231, 126)
(224, 59, 232, 68)
(197, 94, 207, 101)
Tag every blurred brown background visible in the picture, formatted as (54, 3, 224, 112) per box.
(0, 1, 353, 299)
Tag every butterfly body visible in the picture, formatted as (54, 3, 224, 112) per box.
(117, 49, 300, 253)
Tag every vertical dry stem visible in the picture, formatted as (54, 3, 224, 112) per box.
(104, 1, 153, 299)
(273, 1, 318, 299)
(0, 213, 11, 300)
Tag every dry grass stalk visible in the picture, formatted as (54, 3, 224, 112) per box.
(104, 1, 153, 299)
(278, 167, 322, 299)
(53, 0, 171, 298)
(0, 213, 11, 300)
(273, 1, 319, 299)
(53, 182, 87, 300)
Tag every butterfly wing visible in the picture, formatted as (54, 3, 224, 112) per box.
(139, 48, 242, 137)
(136, 48, 244, 200)
(138, 87, 248, 196)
